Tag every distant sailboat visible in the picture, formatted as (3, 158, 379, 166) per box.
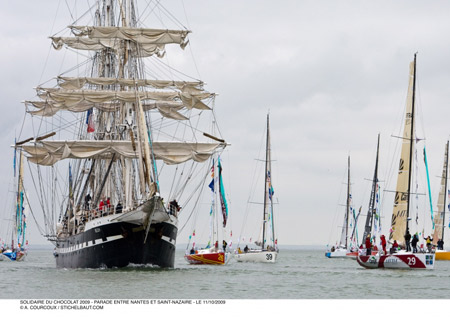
(234, 114, 278, 263)
(357, 54, 435, 269)
(433, 141, 450, 260)
(325, 156, 360, 259)
(2, 148, 28, 262)
(358, 134, 383, 257)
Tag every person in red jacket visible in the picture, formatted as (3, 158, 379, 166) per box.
(365, 235, 372, 256)
(391, 240, 399, 253)
(380, 235, 387, 255)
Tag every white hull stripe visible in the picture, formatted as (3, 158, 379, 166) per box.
(161, 235, 176, 247)
(57, 233, 176, 254)
(57, 234, 123, 254)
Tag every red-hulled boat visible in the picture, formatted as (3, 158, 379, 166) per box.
(184, 248, 230, 265)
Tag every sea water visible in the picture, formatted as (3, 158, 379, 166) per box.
(1, 246, 450, 299)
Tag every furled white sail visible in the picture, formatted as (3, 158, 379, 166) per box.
(70, 26, 190, 46)
(57, 76, 203, 92)
(22, 140, 223, 166)
(389, 60, 415, 246)
(433, 142, 448, 244)
(35, 88, 212, 110)
(25, 100, 188, 120)
(51, 26, 189, 58)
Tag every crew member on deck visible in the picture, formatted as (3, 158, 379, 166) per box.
(391, 240, 399, 253)
(84, 193, 91, 210)
(116, 202, 123, 214)
(380, 235, 387, 255)
(424, 236, 432, 253)
(404, 230, 411, 252)
(365, 235, 372, 256)
(169, 200, 181, 216)
(412, 234, 419, 253)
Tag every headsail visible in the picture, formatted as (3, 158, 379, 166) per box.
(389, 58, 416, 246)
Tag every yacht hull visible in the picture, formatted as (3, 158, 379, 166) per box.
(2, 250, 26, 261)
(357, 252, 435, 269)
(184, 251, 230, 265)
(435, 250, 450, 260)
(234, 250, 277, 263)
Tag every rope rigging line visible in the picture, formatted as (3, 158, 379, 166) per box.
(178, 158, 210, 235)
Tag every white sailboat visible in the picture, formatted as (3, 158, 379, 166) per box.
(326, 156, 360, 259)
(357, 54, 435, 270)
(234, 114, 278, 263)
(433, 141, 450, 260)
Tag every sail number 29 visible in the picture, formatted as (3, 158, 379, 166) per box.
(407, 257, 416, 266)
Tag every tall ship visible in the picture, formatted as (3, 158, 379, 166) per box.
(17, 0, 226, 268)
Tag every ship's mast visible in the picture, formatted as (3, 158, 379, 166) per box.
(442, 141, 449, 242)
(406, 53, 417, 236)
(262, 114, 271, 250)
(345, 156, 350, 249)
(363, 134, 380, 241)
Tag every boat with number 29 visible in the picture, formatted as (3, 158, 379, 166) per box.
(357, 54, 435, 270)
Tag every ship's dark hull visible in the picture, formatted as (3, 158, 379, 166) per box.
(54, 220, 177, 269)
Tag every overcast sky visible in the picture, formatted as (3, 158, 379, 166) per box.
(2, 1, 450, 248)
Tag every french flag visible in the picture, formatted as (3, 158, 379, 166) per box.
(86, 108, 95, 133)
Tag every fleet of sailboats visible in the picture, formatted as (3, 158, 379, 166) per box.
(3, 2, 450, 274)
